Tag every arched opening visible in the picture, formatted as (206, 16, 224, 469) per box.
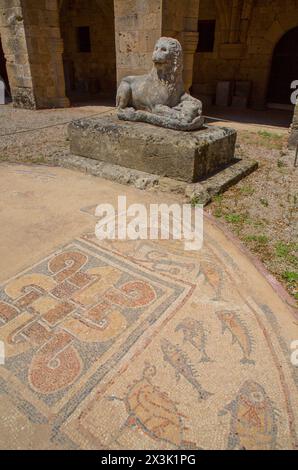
(0, 35, 10, 100)
(267, 27, 298, 109)
(59, 0, 116, 105)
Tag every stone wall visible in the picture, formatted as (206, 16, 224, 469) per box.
(0, 0, 69, 109)
(162, 0, 200, 91)
(60, 0, 116, 97)
(1, 0, 298, 117)
(114, 0, 162, 84)
(0, 0, 200, 108)
(114, 0, 200, 91)
(23, 0, 69, 108)
(193, 0, 298, 109)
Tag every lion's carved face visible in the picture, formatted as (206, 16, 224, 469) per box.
(152, 37, 183, 75)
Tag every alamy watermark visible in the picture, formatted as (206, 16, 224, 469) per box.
(95, 196, 203, 251)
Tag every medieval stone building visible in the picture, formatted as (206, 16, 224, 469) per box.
(0, 0, 297, 146)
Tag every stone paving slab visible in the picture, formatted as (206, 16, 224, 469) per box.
(0, 163, 297, 450)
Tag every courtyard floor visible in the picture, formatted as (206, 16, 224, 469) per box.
(0, 162, 297, 450)
(1, 103, 297, 301)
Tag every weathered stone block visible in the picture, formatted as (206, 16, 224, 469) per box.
(68, 115, 237, 183)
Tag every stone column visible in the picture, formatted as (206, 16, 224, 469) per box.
(289, 99, 298, 149)
(114, 0, 162, 85)
(161, 0, 200, 92)
(22, 0, 69, 108)
(114, 0, 200, 93)
(182, 30, 199, 92)
(0, 0, 69, 109)
(0, 0, 36, 108)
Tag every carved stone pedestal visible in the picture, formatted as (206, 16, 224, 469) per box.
(68, 115, 237, 183)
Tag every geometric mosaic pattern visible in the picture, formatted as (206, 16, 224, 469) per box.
(1, 234, 298, 450)
(0, 239, 193, 432)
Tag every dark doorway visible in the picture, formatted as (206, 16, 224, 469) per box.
(0, 36, 10, 94)
(59, 0, 116, 105)
(197, 20, 216, 53)
(267, 27, 298, 106)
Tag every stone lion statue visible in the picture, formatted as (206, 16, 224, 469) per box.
(116, 37, 204, 131)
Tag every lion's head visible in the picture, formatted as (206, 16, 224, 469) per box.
(152, 37, 183, 76)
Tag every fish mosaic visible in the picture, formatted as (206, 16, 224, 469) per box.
(108, 363, 201, 449)
(219, 380, 279, 450)
(216, 310, 255, 365)
(175, 317, 213, 363)
(161, 339, 213, 400)
(138, 249, 196, 277)
(200, 260, 223, 300)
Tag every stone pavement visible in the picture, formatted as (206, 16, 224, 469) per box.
(0, 163, 297, 450)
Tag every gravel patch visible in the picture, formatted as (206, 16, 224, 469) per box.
(0, 103, 114, 162)
(207, 129, 298, 302)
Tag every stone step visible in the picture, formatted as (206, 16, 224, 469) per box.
(57, 151, 258, 206)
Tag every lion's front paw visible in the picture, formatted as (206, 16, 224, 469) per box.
(118, 107, 136, 117)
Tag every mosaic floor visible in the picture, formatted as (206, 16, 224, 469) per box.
(0, 164, 297, 450)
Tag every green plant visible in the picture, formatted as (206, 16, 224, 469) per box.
(225, 213, 242, 224)
(214, 208, 222, 218)
(213, 194, 223, 203)
(255, 130, 284, 150)
(260, 198, 269, 207)
(275, 242, 298, 269)
(282, 271, 298, 283)
(244, 234, 268, 244)
(240, 185, 255, 196)
(275, 242, 291, 258)
(191, 195, 204, 207)
(258, 130, 272, 138)
(277, 159, 287, 168)
(258, 130, 283, 140)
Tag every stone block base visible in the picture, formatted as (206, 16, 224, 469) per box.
(68, 115, 237, 183)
